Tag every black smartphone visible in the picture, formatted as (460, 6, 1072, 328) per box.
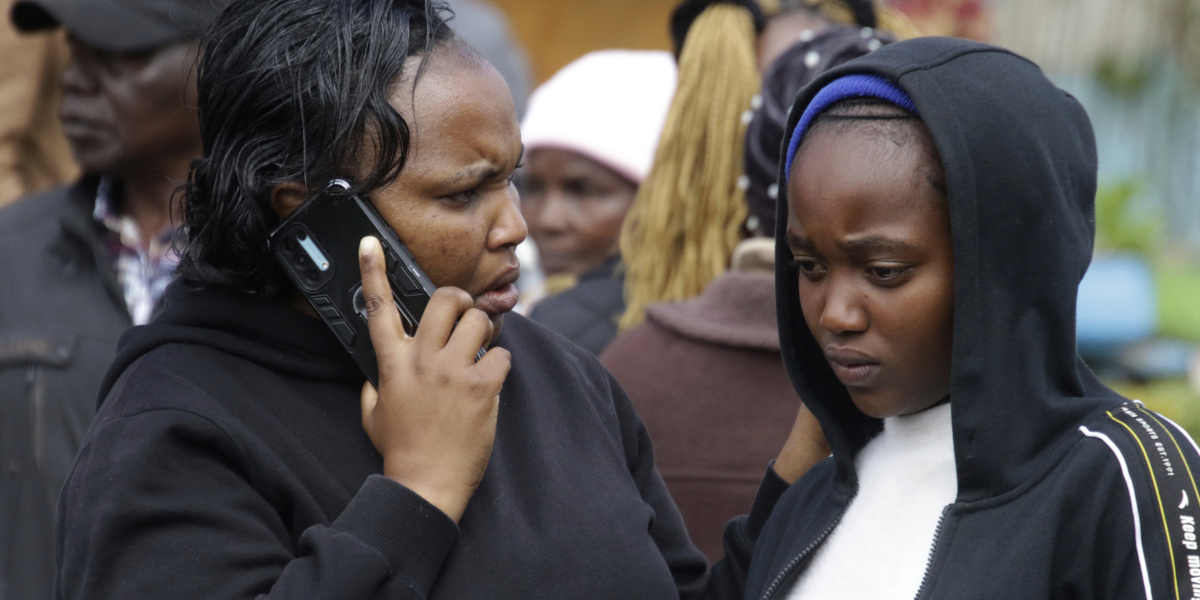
(269, 179, 440, 387)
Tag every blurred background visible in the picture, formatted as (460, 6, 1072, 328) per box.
(481, 0, 1200, 433)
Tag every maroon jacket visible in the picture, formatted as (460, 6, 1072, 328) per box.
(601, 271, 797, 563)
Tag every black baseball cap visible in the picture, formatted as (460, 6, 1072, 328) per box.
(11, 0, 230, 52)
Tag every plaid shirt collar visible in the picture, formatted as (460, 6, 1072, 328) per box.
(92, 176, 181, 325)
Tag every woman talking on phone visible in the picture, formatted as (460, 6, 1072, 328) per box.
(54, 0, 826, 598)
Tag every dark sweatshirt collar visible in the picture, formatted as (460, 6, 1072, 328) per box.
(773, 37, 1124, 502)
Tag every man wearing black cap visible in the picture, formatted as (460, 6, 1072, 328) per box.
(0, 1, 226, 597)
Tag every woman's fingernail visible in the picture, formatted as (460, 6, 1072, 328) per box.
(359, 236, 377, 260)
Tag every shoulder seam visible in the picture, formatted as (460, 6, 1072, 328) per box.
(92, 371, 252, 469)
(95, 405, 247, 455)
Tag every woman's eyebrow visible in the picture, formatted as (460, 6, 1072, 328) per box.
(450, 146, 524, 185)
(451, 163, 500, 184)
(840, 235, 920, 254)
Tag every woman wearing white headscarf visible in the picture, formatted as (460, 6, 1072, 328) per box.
(519, 50, 676, 355)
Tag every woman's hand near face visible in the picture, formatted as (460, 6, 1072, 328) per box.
(357, 236, 510, 523)
(773, 402, 832, 484)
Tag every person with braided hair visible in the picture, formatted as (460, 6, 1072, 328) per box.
(616, 0, 763, 334)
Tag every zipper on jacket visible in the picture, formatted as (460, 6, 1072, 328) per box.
(911, 506, 951, 600)
(760, 503, 851, 600)
(28, 365, 45, 469)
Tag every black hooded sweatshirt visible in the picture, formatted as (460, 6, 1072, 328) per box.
(748, 37, 1200, 600)
(53, 282, 773, 599)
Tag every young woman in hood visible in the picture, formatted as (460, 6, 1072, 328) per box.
(747, 36, 1200, 599)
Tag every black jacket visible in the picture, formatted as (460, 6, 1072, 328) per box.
(749, 37, 1200, 599)
(0, 177, 131, 600)
(528, 257, 625, 356)
(56, 282, 765, 599)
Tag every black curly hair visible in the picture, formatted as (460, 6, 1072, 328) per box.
(176, 0, 461, 295)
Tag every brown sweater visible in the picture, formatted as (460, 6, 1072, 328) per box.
(600, 271, 797, 563)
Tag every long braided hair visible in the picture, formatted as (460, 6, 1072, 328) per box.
(618, 2, 761, 331)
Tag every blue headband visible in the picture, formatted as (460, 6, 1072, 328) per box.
(783, 73, 918, 180)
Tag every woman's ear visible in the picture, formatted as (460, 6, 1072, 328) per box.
(270, 182, 307, 220)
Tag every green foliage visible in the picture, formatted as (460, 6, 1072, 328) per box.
(1095, 53, 1155, 97)
(1094, 180, 1159, 255)
(1093, 181, 1200, 341)
(1156, 261, 1200, 342)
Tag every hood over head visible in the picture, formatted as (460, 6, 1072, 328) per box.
(774, 37, 1123, 502)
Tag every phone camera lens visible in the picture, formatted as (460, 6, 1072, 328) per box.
(284, 237, 299, 252)
(304, 268, 321, 283)
(296, 254, 309, 267)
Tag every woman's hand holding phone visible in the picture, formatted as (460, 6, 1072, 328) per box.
(357, 236, 510, 523)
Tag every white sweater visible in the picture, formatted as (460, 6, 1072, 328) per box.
(786, 402, 957, 600)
